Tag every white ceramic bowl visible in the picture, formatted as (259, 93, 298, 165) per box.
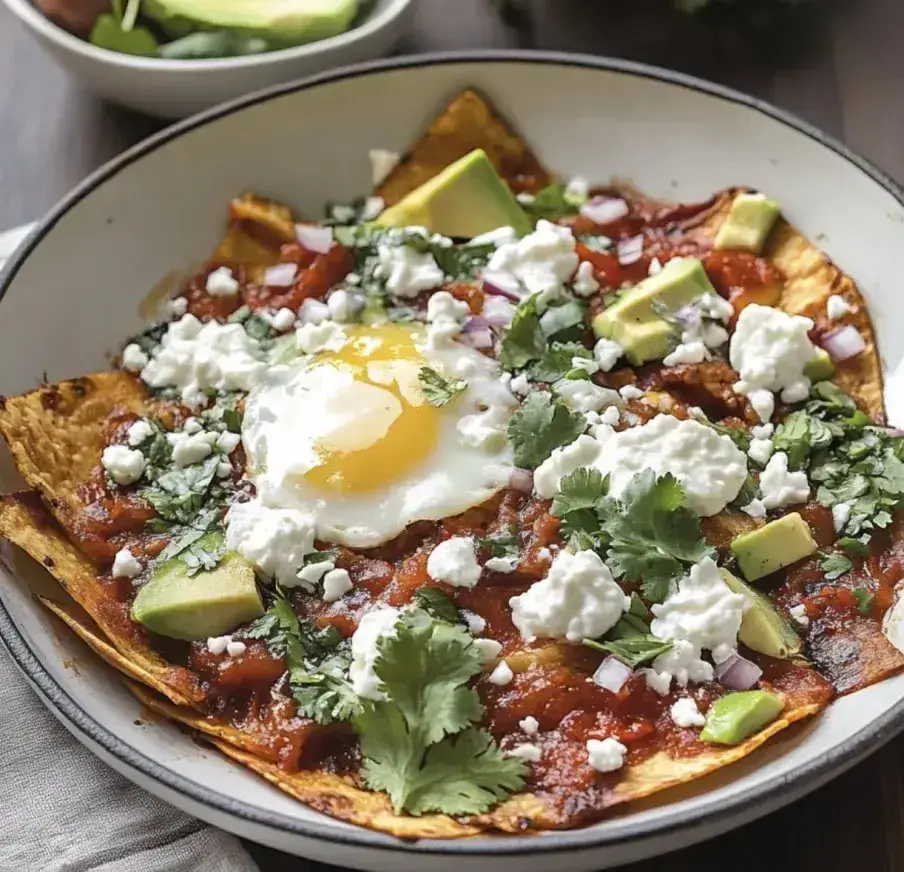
(0, 0, 414, 118)
(2, 52, 904, 871)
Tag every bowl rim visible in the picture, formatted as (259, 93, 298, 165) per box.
(2, 49, 904, 857)
(0, 0, 413, 70)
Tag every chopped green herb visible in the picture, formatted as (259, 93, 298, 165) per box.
(583, 635, 673, 668)
(576, 234, 613, 252)
(418, 367, 467, 407)
(521, 183, 582, 221)
(526, 342, 594, 384)
(852, 588, 875, 616)
(414, 587, 462, 624)
(474, 531, 520, 560)
(499, 296, 546, 371)
(159, 30, 269, 60)
(507, 392, 586, 469)
(819, 551, 853, 581)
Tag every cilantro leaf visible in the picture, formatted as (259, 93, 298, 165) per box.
(773, 411, 833, 469)
(474, 531, 520, 560)
(141, 455, 223, 525)
(499, 297, 546, 371)
(507, 392, 586, 469)
(583, 635, 673, 668)
(414, 587, 462, 624)
(820, 551, 853, 581)
(291, 649, 361, 725)
(602, 471, 715, 603)
(693, 413, 751, 453)
(526, 342, 594, 384)
(418, 367, 467, 407)
(521, 183, 582, 221)
(552, 468, 609, 516)
(852, 588, 875, 616)
(353, 612, 525, 815)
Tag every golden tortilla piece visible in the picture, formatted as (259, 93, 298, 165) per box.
(375, 88, 552, 206)
(210, 193, 298, 277)
(0, 493, 205, 708)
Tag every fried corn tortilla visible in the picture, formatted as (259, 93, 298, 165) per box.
(0, 88, 895, 839)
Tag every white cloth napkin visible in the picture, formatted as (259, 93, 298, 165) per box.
(0, 223, 260, 872)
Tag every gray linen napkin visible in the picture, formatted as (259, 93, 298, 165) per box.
(0, 223, 260, 872)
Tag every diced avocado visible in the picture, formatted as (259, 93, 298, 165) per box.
(804, 348, 835, 383)
(142, 0, 359, 47)
(713, 192, 781, 254)
(377, 149, 533, 239)
(720, 569, 802, 660)
(700, 690, 784, 745)
(730, 512, 818, 582)
(591, 257, 717, 365)
(131, 534, 263, 641)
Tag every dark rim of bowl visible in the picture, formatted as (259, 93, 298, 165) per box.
(2, 50, 904, 858)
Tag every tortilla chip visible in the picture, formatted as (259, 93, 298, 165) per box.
(210, 194, 297, 276)
(376, 89, 551, 206)
(0, 372, 147, 534)
(0, 492, 205, 708)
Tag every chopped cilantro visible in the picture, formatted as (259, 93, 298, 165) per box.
(521, 183, 582, 221)
(353, 611, 525, 815)
(525, 342, 594, 384)
(200, 395, 243, 434)
(430, 243, 495, 280)
(418, 367, 467, 407)
(539, 299, 587, 342)
(414, 587, 462, 624)
(507, 392, 586, 469)
(819, 551, 853, 581)
(694, 414, 751, 453)
(499, 296, 546, 371)
(474, 531, 520, 560)
(583, 635, 673, 668)
(141, 455, 224, 526)
(772, 410, 834, 469)
(576, 233, 613, 252)
(852, 588, 875, 616)
(730, 473, 761, 511)
(123, 322, 167, 357)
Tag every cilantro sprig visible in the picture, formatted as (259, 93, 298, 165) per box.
(353, 611, 525, 816)
(499, 296, 546, 371)
(507, 391, 586, 469)
(418, 367, 467, 407)
(583, 635, 673, 668)
(526, 342, 594, 384)
(521, 183, 583, 222)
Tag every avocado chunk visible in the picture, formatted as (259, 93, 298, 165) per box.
(804, 348, 835, 383)
(730, 512, 818, 583)
(131, 534, 263, 641)
(591, 257, 717, 365)
(142, 0, 358, 48)
(377, 149, 533, 239)
(720, 569, 802, 659)
(700, 690, 785, 745)
(714, 192, 781, 255)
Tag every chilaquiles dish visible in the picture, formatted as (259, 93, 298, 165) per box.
(2, 89, 904, 838)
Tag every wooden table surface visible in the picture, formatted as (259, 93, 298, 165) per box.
(2, 0, 904, 869)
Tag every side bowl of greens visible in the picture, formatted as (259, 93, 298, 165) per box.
(0, 0, 414, 118)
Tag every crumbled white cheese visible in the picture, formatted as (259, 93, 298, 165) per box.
(102, 445, 145, 486)
(748, 434, 774, 466)
(742, 499, 767, 519)
(126, 419, 154, 447)
(111, 547, 142, 579)
(572, 261, 600, 297)
(510, 549, 629, 643)
(121, 343, 149, 373)
(299, 298, 331, 325)
(618, 385, 644, 402)
(759, 452, 810, 509)
(216, 461, 233, 479)
(225, 497, 316, 588)
(427, 536, 482, 588)
(534, 434, 604, 499)
(349, 606, 400, 701)
(216, 431, 241, 455)
(327, 290, 365, 323)
(206, 635, 231, 656)
(205, 266, 240, 297)
(730, 304, 819, 423)
(481, 294, 516, 328)
(644, 639, 715, 695)
(509, 373, 531, 395)
(554, 379, 621, 414)
(473, 638, 503, 663)
(789, 603, 810, 628)
(485, 556, 517, 574)
(508, 743, 543, 762)
(640, 668, 674, 696)
(369, 148, 400, 186)
(361, 197, 385, 222)
(516, 192, 536, 205)
(670, 697, 706, 728)
(426, 290, 470, 346)
(520, 716, 540, 735)
(167, 430, 216, 468)
(599, 405, 621, 426)
(586, 737, 627, 773)
(826, 294, 856, 320)
(268, 307, 297, 333)
(463, 612, 487, 635)
(489, 660, 514, 686)
(832, 502, 852, 533)
(296, 320, 346, 355)
(565, 177, 589, 200)
(486, 220, 578, 299)
(593, 338, 624, 372)
(226, 640, 247, 658)
(183, 417, 202, 434)
(377, 242, 444, 298)
(663, 340, 707, 367)
(140, 314, 266, 409)
(570, 356, 600, 377)
(470, 226, 518, 247)
(322, 568, 353, 602)
(167, 296, 188, 318)
(296, 560, 335, 590)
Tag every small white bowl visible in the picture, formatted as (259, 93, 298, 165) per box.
(0, 0, 414, 118)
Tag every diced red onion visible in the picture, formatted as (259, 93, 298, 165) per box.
(482, 272, 521, 301)
(460, 329, 494, 350)
(295, 224, 333, 254)
(463, 315, 492, 334)
(714, 649, 762, 690)
(580, 197, 629, 225)
(821, 325, 866, 362)
(483, 309, 514, 328)
(262, 263, 298, 288)
(592, 656, 633, 693)
(617, 234, 645, 265)
(509, 468, 534, 493)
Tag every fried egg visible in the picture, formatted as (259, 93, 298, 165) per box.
(240, 323, 517, 548)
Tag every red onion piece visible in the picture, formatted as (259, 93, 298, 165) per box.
(617, 234, 645, 265)
(482, 272, 521, 301)
(580, 197, 629, 225)
(262, 263, 298, 288)
(483, 309, 514, 328)
(295, 224, 333, 254)
(821, 325, 866, 362)
(463, 315, 492, 334)
(592, 656, 633, 693)
(714, 649, 762, 690)
(509, 468, 534, 493)
(459, 329, 494, 350)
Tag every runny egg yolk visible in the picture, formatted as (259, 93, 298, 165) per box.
(301, 324, 439, 494)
